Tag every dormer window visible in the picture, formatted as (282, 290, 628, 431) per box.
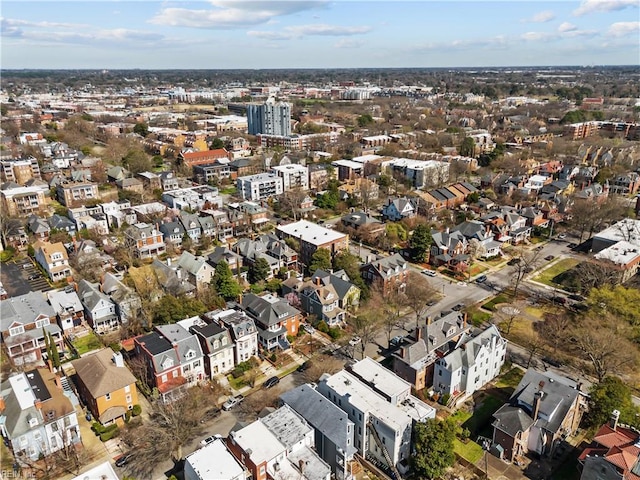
(185, 350, 196, 360)
(10, 325, 25, 336)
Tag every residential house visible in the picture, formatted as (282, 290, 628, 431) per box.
(341, 211, 384, 236)
(453, 220, 503, 259)
(115, 177, 144, 195)
(360, 253, 408, 297)
(187, 317, 235, 377)
(185, 437, 248, 480)
(430, 229, 468, 268)
(481, 210, 531, 245)
(192, 160, 235, 185)
(150, 259, 196, 297)
(100, 200, 137, 229)
(135, 171, 162, 191)
(276, 220, 348, 267)
(392, 311, 470, 390)
(0, 291, 62, 366)
(48, 214, 77, 236)
(160, 220, 185, 246)
(232, 234, 298, 277)
(492, 369, 588, 463)
(197, 214, 216, 238)
(27, 215, 51, 241)
(205, 309, 258, 364)
(155, 324, 206, 386)
(33, 241, 72, 282)
(432, 325, 507, 406)
(207, 246, 243, 275)
(610, 172, 640, 196)
(123, 222, 166, 259)
(240, 293, 302, 351)
(519, 206, 550, 230)
(280, 383, 358, 480)
(133, 331, 186, 402)
(179, 212, 203, 243)
(3, 220, 29, 250)
(46, 289, 84, 333)
(72, 349, 138, 426)
(159, 171, 180, 191)
(100, 273, 141, 325)
(0, 368, 81, 460)
(578, 410, 640, 480)
(77, 280, 119, 334)
(176, 251, 216, 290)
(381, 197, 417, 222)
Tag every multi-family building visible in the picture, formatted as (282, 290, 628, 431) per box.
(0, 184, 49, 217)
(56, 181, 99, 207)
(133, 331, 186, 402)
(178, 149, 231, 169)
(100, 273, 141, 325)
(0, 368, 81, 460)
(33, 241, 72, 282)
(162, 185, 222, 211)
(432, 325, 507, 405)
(247, 98, 291, 136)
(72, 349, 138, 426)
(271, 163, 309, 191)
(237, 173, 284, 201)
(258, 132, 339, 151)
(192, 160, 235, 184)
(185, 437, 248, 480)
(276, 220, 349, 266)
(1, 156, 41, 185)
(185, 317, 235, 377)
(0, 291, 62, 366)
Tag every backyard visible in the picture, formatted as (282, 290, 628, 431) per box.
(71, 332, 103, 356)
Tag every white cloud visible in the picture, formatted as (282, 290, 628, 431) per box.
(149, 1, 328, 29)
(558, 22, 577, 32)
(607, 21, 640, 37)
(248, 24, 371, 40)
(573, 0, 638, 16)
(521, 31, 556, 41)
(529, 10, 555, 23)
(334, 39, 363, 49)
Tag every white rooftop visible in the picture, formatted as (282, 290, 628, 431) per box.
(185, 438, 245, 480)
(271, 164, 308, 172)
(351, 154, 382, 163)
(277, 220, 347, 246)
(349, 357, 411, 401)
(230, 420, 285, 464)
(594, 218, 640, 246)
(9, 374, 35, 410)
(331, 159, 364, 169)
(594, 240, 640, 265)
(70, 461, 119, 480)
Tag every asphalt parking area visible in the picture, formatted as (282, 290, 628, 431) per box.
(0, 259, 52, 296)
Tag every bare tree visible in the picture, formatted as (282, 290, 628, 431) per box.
(538, 311, 571, 354)
(404, 271, 438, 330)
(301, 354, 344, 384)
(509, 247, 542, 299)
(279, 187, 308, 221)
(499, 305, 521, 335)
(522, 329, 544, 368)
(348, 310, 381, 359)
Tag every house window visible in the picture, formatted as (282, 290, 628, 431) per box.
(9, 325, 24, 336)
(126, 394, 132, 404)
(172, 370, 178, 377)
(161, 374, 168, 383)
(105, 393, 111, 401)
(35, 318, 50, 328)
(124, 385, 131, 393)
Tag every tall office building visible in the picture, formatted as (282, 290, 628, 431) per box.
(247, 97, 291, 136)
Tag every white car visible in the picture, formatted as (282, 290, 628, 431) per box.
(302, 324, 315, 334)
(200, 434, 222, 446)
(422, 269, 436, 277)
(457, 281, 467, 287)
(222, 395, 244, 411)
(349, 336, 361, 346)
(558, 233, 567, 239)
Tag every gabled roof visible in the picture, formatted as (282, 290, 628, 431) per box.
(155, 324, 203, 364)
(241, 293, 300, 327)
(492, 405, 535, 436)
(0, 291, 56, 331)
(77, 279, 114, 312)
(72, 348, 136, 398)
(362, 253, 407, 279)
(176, 251, 209, 276)
(311, 269, 357, 300)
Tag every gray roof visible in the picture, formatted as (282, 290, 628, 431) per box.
(155, 324, 203, 365)
(363, 253, 407, 279)
(0, 291, 56, 331)
(46, 289, 83, 315)
(176, 251, 208, 276)
(492, 405, 535, 437)
(241, 293, 300, 328)
(280, 384, 357, 456)
(440, 324, 505, 372)
(510, 369, 581, 435)
(206, 309, 257, 341)
(151, 259, 196, 296)
(260, 404, 313, 450)
(287, 446, 332, 480)
(191, 322, 232, 355)
(77, 279, 115, 313)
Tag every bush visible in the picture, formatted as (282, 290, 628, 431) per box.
(132, 404, 142, 416)
(440, 393, 451, 406)
(286, 335, 295, 344)
(125, 411, 132, 423)
(100, 427, 119, 442)
(328, 328, 342, 339)
(317, 321, 329, 333)
(270, 352, 277, 362)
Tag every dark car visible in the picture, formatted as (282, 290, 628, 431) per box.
(297, 361, 311, 372)
(475, 275, 487, 283)
(568, 243, 578, 249)
(452, 303, 465, 311)
(552, 296, 567, 305)
(568, 293, 585, 302)
(115, 453, 132, 468)
(263, 376, 280, 389)
(542, 357, 563, 368)
(200, 408, 221, 423)
(507, 258, 521, 266)
(544, 255, 555, 261)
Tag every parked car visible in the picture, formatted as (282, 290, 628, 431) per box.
(544, 255, 555, 261)
(390, 335, 403, 347)
(568, 293, 585, 302)
(349, 336, 361, 346)
(475, 275, 487, 283)
(222, 395, 244, 411)
(558, 233, 567, 239)
(422, 269, 436, 277)
(200, 434, 222, 447)
(507, 258, 521, 266)
(302, 323, 315, 334)
(457, 281, 467, 287)
(297, 361, 312, 372)
(115, 453, 132, 468)
(28, 274, 39, 280)
(568, 242, 578, 249)
(263, 376, 280, 389)
(542, 357, 563, 368)
(551, 296, 567, 305)
(452, 303, 465, 311)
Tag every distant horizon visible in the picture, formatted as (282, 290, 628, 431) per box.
(2, 1, 638, 69)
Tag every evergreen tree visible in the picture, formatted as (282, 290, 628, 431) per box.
(248, 257, 271, 284)
(411, 418, 456, 479)
(308, 248, 332, 274)
(409, 224, 433, 263)
(48, 332, 61, 370)
(213, 260, 242, 301)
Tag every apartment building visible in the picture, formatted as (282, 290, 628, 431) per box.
(247, 98, 291, 136)
(237, 173, 284, 201)
(56, 181, 99, 208)
(185, 437, 248, 480)
(192, 160, 235, 184)
(276, 220, 349, 266)
(178, 149, 231, 169)
(1, 156, 41, 184)
(271, 163, 309, 191)
(257, 132, 339, 151)
(0, 184, 49, 217)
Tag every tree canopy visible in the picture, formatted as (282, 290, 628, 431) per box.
(409, 223, 433, 263)
(332, 251, 368, 299)
(133, 122, 149, 137)
(588, 376, 640, 429)
(459, 136, 475, 157)
(309, 248, 332, 274)
(248, 257, 271, 284)
(213, 260, 242, 301)
(411, 418, 456, 479)
(152, 295, 206, 325)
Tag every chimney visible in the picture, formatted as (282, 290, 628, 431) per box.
(315, 276, 321, 286)
(610, 409, 620, 431)
(54, 375, 63, 390)
(112, 351, 125, 368)
(298, 459, 306, 474)
(167, 257, 171, 266)
(533, 384, 544, 420)
(426, 316, 432, 326)
(415, 326, 423, 341)
(35, 400, 43, 418)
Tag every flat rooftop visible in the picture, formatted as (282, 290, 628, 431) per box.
(277, 220, 347, 246)
(185, 438, 245, 480)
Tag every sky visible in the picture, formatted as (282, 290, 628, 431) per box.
(1, 0, 639, 69)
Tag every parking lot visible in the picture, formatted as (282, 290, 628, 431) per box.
(1, 258, 52, 297)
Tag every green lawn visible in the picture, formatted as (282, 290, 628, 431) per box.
(467, 307, 492, 326)
(226, 374, 248, 390)
(453, 438, 484, 463)
(220, 186, 237, 195)
(495, 367, 525, 390)
(463, 395, 504, 436)
(72, 333, 103, 355)
(482, 294, 511, 311)
(450, 409, 472, 425)
(534, 258, 581, 287)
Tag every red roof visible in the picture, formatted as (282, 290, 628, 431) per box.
(181, 149, 228, 160)
(582, 423, 640, 480)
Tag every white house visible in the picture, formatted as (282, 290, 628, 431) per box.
(205, 309, 258, 364)
(271, 164, 309, 191)
(33, 241, 72, 282)
(46, 289, 84, 333)
(185, 437, 248, 480)
(237, 173, 284, 201)
(77, 280, 119, 333)
(184, 316, 236, 378)
(381, 197, 417, 221)
(433, 325, 507, 405)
